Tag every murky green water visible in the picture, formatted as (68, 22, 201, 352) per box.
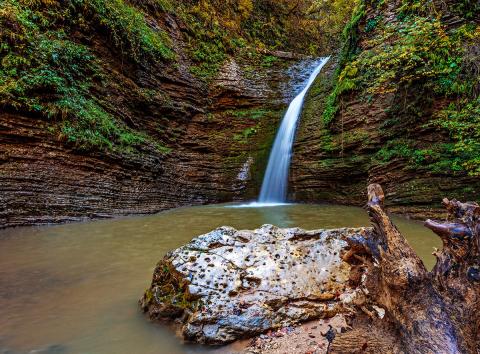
(0, 203, 440, 354)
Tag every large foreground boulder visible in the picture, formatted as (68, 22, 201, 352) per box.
(140, 225, 370, 344)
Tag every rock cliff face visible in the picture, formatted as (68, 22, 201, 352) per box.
(291, 0, 480, 218)
(2, 0, 477, 227)
(0, 5, 317, 227)
(0, 58, 306, 227)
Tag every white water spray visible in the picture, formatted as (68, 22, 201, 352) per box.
(257, 57, 330, 205)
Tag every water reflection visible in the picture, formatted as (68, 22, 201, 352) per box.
(229, 203, 295, 227)
(257, 204, 293, 227)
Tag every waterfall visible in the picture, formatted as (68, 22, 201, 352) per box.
(258, 57, 330, 204)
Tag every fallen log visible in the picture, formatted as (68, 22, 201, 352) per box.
(338, 184, 480, 353)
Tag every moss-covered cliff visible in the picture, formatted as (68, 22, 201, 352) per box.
(0, 0, 355, 227)
(4, 0, 477, 226)
(292, 0, 480, 218)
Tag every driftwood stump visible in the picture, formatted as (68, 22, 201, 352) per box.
(339, 184, 480, 354)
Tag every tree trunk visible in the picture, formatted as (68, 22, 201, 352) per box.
(339, 184, 480, 353)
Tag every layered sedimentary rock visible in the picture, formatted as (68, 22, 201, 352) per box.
(140, 224, 368, 344)
(0, 11, 315, 228)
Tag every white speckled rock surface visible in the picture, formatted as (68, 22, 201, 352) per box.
(140, 224, 372, 344)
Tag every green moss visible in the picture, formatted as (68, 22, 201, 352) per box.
(338, 128, 370, 146)
(373, 138, 468, 176)
(58, 95, 143, 150)
(261, 55, 278, 68)
(375, 140, 414, 163)
(322, 2, 366, 125)
(339, 2, 366, 69)
(131, 0, 174, 13)
(148, 262, 200, 312)
(155, 143, 172, 154)
(433, 98, 480, 175)
(79, 0, 174, 62)
(233, 126, 258, 143)
(231, 108, 269, 120)
(365, 16, 381, 33)
(144, 288, 154, 303)
(189, 50, 226, 79)
(0, 0, 174, 152)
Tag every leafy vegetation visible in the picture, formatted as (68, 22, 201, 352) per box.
(182, 0, 355, 55)
(339, 19, 473, 96)
(434, 99, 480, 175)
(0, 0, 174, 151)
(180, 0, 357, 80)
(323, 0, 480, 175)
(232, 108, 269, 120)
(322, 2, 365, 125)
(79, 0, 174, 62)
(234, 126, 258, 143)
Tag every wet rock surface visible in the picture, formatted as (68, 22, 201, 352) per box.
(140, 224, 370, 344)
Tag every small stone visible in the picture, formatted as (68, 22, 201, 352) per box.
(28, 345, 67, 354)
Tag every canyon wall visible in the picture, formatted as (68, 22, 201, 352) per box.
(0, 54, 304, 227)
(0, 1, 319, 227)
(2, 0, 478, 226)
(291, 0, 480, 218)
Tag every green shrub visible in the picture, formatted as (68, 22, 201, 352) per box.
(324, 0, 479, 176)
(77, 0, 174, 62)
(0, 0, 170, 151)
(434, 99, 480, 175)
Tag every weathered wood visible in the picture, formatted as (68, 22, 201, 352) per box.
(425, 198, 480, 354)
(339, 184, 480, 353)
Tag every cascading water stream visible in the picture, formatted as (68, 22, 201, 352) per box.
(257, 57, 330, 205)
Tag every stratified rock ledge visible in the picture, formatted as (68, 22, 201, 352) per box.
(140, 224, 371, 344)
